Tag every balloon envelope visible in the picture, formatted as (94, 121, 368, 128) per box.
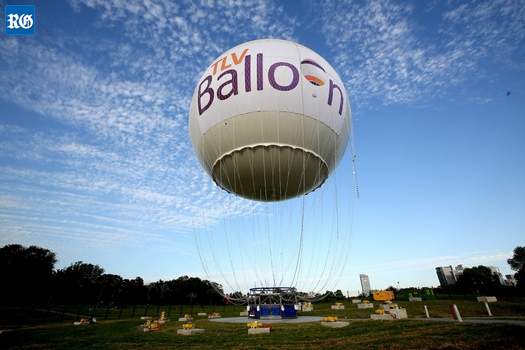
(189, 39, 351, 201)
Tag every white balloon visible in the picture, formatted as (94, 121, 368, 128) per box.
(189, 39, 351, 201)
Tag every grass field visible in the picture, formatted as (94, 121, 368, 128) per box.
(2, 299, 525, 349)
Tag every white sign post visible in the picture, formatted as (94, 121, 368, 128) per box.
(477, 296, 496, 316)
(483, 302, 493, 316)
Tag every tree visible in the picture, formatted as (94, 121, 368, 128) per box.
(515, 268, 525, 292)
(508, 246, 525, 291)
(455, 265, 501, 295)
(508, 247, 525, 271)
(98, 274, 124, 305)
(0, 244, 56, 304)
(53, 261, 105, 304)
(0, 243, 229, 306)
(121, 277, 147, 304)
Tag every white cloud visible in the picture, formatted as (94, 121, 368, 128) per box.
(0, 195, 27, 209)
(0, 0, 296, 249)
(320, 0, 525, 106)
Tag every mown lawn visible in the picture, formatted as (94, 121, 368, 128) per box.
(302, 298, 525, 319)
(1, 299, 525, 349)
(2, 318, 524, 350)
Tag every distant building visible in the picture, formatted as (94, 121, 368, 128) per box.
(360, 274, 371, 297)
(437, 264, 510, 287)
(436, 266, 457, 287)
(488, 266, 506, 285)
(454, 264, 465, 277)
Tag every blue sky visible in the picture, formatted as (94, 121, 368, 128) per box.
(1, 0, 524, 295)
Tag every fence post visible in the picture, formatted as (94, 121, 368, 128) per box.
(424, 305, 430, 318)
(90, 303, 97, 321)
(451, 304, 463, 322)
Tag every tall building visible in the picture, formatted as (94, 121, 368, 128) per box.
(436, 266, 457, 287)
(454, 264, 465, 277)
(359, 274, 371, 297)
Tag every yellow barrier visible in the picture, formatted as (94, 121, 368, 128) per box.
(144, 320, 161, 331)
(247, 321, 262, 328)
(322, 316, 339, 322)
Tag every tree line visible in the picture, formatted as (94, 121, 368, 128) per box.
(1, 244, 524, 306)
(0, 244, 225, 306)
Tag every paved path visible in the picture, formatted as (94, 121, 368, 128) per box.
(209, 316, 323, 324)
(413, 317, 525, 327)
(210, 315, 525, 326)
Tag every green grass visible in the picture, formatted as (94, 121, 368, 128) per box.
(300, 298, 525, 319)
(0, 304, 246, 327)
(1, 299, 525, 349)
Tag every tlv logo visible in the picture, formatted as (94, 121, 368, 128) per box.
(5, 5, 36, 35)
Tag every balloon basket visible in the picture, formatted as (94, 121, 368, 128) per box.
(248, 287, 299, 319)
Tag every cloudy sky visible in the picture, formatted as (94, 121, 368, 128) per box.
(1, 0, 524, 294)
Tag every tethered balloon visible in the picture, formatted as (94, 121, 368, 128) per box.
(189, 39, 351, 201)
